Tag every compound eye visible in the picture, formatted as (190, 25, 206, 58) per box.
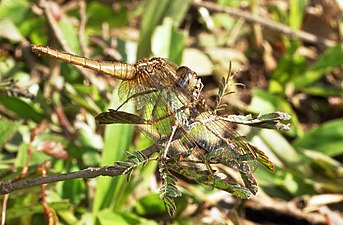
(176, 66, 192, 88)
(176, 66, 191, 79)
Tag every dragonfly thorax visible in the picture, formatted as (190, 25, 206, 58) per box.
(135, 58, 162, 71)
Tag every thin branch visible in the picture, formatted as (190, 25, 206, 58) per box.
(55, 105, 74, 135)
(192, 1, 337, 48)
(78, 0, 89, 57)
(0, 145, 158, 195)
(245, 194, 327, 225)
(40, 0, 71, 52)
(1, 194, 8, 225)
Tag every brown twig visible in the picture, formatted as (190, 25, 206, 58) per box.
(0, 145, 158, 195)
(39, 162, 56, 224)
(40, 1, 71, 52)
(192, 1, 337, 48)
(55, 105, 74, 135)
(78, 0, 89, 57)
(245, 194, 327, 225)
(1, 194, 8, 225)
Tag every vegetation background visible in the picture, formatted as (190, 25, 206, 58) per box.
(0, 0, 342, 224)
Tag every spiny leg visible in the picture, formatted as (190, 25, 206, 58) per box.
(162, 125, 178, 159)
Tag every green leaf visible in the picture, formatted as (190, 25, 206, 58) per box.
(292, 45, 343, 90)
(151, 18, 185, 64)
(248, 89, 293, 113)
(58, 174, 86, 205)
(289, 0, 307, 29)
(270, 41, 305, 91)
(276, 169, 316, 196)
(0, 0, 30, 25)
(6, 199, 70, 221)
(293, 119, 343, 157)
(225, 184, 254, 199)
(303, 150, 343, 179)
(258, 167, 316, 198)
(259, 129, 312, 176)
(161, 0, 192, 27)
(56, 209, 79, 225)
(218, 0, 246, 7)
(87, 2, 129, 30)
(168, 24, 186, 64)
(0, 18, 23, 42)
(15, 142, 29, 168)
(302, 83, 343, 97)
(134, 194, 166, 216)
(96, 210, 139, 225)
(0, 94, 44, 122)
(0, 118, 19, 148)
(65, 83, 101, 113)
(58, 15, 81, 54)
(137, 0, 191, 58)
(137, 0, 170, 58)
(92, 89, 134, 217)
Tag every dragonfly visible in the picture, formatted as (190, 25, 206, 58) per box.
(97, 63, 275, 197)
(32, 45, 275, 200)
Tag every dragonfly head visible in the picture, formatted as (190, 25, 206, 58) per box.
(176, 66, 204, 99)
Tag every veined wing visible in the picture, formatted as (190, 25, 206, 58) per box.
(94, 59, 188, 140)
(161, 112, 259, 195)
(117, 60, 201, 112)
(96, 107, 264, 195)
(118, 58, 179, 103)
(109, 63, 203, 141)
(96, 87, 193, 142)
(179, 111, 274, 194)
(167, 129, 253, 194)
(192, 112, 274, 171)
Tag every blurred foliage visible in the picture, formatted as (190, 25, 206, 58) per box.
(0, 0, 342, 224)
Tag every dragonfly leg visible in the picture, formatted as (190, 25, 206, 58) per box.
(202, 160, 216, 189)
(161, 125, 178, 160)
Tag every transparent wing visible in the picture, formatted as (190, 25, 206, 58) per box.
(97, 65, 194, 142)
(181, 111, 267, 194)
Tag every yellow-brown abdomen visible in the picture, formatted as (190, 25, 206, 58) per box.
(31, 45, 136, 80)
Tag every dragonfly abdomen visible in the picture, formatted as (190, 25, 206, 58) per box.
(31, 45, 136, 80)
